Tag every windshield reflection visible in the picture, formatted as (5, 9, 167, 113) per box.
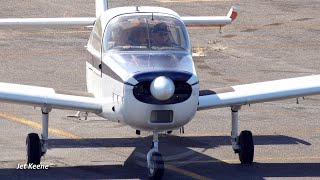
(105, 53, 194, 74)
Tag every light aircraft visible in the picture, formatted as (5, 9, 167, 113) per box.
(0, 0, 320, 179)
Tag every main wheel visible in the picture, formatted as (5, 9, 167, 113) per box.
(148, 152, 164, 180)
(26, 133, 41, 164)
(238, 130, 254, 164)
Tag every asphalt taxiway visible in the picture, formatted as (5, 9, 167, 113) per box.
(0, 0, 319, 179)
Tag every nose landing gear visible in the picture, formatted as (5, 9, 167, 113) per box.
(147, 131, 165, 179)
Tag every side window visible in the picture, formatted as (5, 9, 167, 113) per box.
(88, 19, 102, 55)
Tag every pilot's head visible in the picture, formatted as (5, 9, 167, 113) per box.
(129, 27, 148, 45)
(152, 23, 170, 46)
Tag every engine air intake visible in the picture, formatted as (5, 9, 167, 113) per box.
(132, 72, 193, 105)
(150, 110, 173, 123)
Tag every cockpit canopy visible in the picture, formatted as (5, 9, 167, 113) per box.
(103, 14, 190, 52)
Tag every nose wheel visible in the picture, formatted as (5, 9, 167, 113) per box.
(147, 132, 165, 180)
(148, 151, 164, 179)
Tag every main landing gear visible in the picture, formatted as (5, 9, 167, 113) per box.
(147, 132, 165, 180)
(230, 105, 254, 164)
(26, 107, 51, 164)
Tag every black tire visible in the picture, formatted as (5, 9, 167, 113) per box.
(148, 152, 164, 180)
(26, 133, 41, 164)
(238, 130, 254, 164)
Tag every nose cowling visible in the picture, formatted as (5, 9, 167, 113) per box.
(150, 76, 175, 101)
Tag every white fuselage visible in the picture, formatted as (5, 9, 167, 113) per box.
(85, 6, 200, 131)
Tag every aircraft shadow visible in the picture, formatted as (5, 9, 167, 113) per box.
(0, 164, 148, 180)
(0, 135, 317, 179)
(164, 162, 320, 180)
(1, 162, 320, 179)
(47, 134, 311, 149)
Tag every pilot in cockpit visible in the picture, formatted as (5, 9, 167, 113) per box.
(111, 18, 148, 47)
(111, 28, 127, 46)
(151, 22, 172, 47)
(128, 26, 148, 46)
(106, 18, 183, 50)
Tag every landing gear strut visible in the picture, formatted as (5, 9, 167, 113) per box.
(147, 131, 164, 179)
(26, 107, 51, 164)
(230, 105, 254, 164)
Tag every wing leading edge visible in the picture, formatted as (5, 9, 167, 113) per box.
(0, 17, 95, 26)
(0, 82, 102, 113)
(198, 75, 320, 110)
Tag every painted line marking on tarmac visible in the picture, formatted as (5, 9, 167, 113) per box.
(2, 112, 319, 177)
(0, 112, 209, 179)
(0, 112, 81, 139)
(0, 111, 316, 139)
(166, 164, 213, 180)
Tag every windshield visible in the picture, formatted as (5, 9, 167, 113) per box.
(103, 14, 190, 52)
(105, 52, 195, 75)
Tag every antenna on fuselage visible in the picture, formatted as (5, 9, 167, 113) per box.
(96, 0, 108, 18)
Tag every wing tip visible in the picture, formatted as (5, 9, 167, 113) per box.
(227, 6, 238, 21)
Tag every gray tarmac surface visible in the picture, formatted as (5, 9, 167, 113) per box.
(0, 0, 319, 179)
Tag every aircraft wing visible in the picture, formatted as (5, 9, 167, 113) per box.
(0, 82, 102, 113)
(181, 6, 237, 27)
(0, 17, 95, 26)
(0, 6, 237, 27)
(198, 75, 320, 110)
